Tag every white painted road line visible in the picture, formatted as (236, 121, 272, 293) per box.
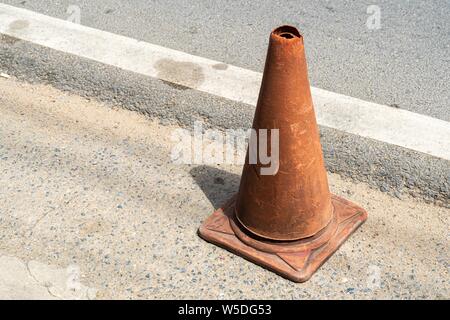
(1, 3, 449, 160)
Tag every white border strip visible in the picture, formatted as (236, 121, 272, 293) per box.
(1, 3, 449, 160)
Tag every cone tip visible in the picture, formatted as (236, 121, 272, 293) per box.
(271, 25, 303, 42)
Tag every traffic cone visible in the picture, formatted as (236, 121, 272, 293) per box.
(198, 25, 367, 282)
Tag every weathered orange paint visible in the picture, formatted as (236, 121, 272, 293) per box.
(236, 25, 332, 241)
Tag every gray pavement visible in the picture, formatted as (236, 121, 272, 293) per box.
(2, 0, 450, 121)
(0, 255, 96, 299)
(0, 78, 448, 299)
(0, 2, 449, 300)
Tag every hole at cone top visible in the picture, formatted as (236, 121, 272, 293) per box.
(273, 25, 301, 40)
(280, 33, 294, 39)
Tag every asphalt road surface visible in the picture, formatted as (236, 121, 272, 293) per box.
(3, 0, 449, 121)
(0, 1, 449, 204)
(0, 1, 449, 300)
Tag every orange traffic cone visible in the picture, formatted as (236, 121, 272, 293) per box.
(198, 25, 367, 282)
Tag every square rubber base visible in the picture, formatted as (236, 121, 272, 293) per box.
(198, 194, 367, 282)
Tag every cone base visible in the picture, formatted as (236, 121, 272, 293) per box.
(198, 194, 367, 283)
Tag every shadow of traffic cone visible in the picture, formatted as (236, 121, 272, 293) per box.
(198, 25, 368, 282)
